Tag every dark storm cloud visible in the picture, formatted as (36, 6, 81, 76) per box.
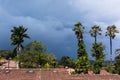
(0, 0, 78, 59)
(1, 0, 120, 60)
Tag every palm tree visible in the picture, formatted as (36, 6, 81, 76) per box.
(106, 25, 119, 65)
(73, 22, 84, 41)
(73, 22, 89, 73)
(10, 26, 30, 68)
(73, 22, 85, 57)
(89, 25, 102, 43)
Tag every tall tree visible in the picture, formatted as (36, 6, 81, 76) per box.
(73, 22, 89, 73)
(24, 40, 46, 53)
(89, 25, 102, 43)
(10, 26, 30, 68)
(89, 25, 104, 74)
(106, 25, 119, 65)
(20, 41, 56, 68)
(73, 22, 85, 57)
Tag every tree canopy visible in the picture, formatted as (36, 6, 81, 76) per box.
(19, 41, 56, 68)
(24, 40, 46, 53)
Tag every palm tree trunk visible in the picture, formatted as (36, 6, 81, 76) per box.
(110, 37, 112, 65)
(95, 37, 97, 44)
(16, 44, 21, 69)
(95, 31, 97, 44)
(94, 35, 97, 56)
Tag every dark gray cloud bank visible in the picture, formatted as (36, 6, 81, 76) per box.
(0, 0, 120, 60)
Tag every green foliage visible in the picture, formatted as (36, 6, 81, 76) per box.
(75, 56, 89, 74)
(76, 33, 89, 74)
(58, 56, 75, 68)
(13, 56, 18, 62)
(91, 42, 105, 74)
(89, 25, 102, 37)
(76, 41, 89, 73)
(19, 41, 56, 68)
(47, 53, 56, 67)
(43, 63, 51, 68)
(93, 60, 102, 74)
(19, 51, 56, 68)
(19, 51, 39, 68)
(77, 41, 88, 57)
(24, 40, 46, 53)
(0, 50, 15, 59)
(39, 53, 56, 68)
(10, 26, 30, 51)
(73, 22, 84, 41)
(114, 54, 120, 74)
(91, 42, 105, 60)
(10, 26, 30, 46)
(104, 64, 115, 73)
(106, 25, 119, 39)
(89, 25, 102, 43)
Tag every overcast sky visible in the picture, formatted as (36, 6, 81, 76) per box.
(0, 0, 120, 60)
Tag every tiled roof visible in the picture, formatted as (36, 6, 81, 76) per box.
(0, 68, 120, 80)
(0, 69, 39, 80)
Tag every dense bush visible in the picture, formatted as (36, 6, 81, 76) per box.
(91, 42, 105, 74)
(114, 54, 120, 74)
(58, 56, 75, 68)
(18, 41, 56, 68)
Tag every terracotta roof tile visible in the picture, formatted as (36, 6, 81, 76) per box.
(0, 68, 120, 80)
